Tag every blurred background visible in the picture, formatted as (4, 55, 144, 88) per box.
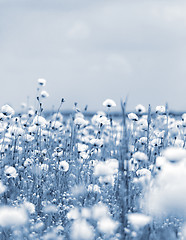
(1, 0, 186, 112)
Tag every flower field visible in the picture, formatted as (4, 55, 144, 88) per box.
(0, 80, 186, 239)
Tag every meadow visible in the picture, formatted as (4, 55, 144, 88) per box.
(0, 79, 186, 239)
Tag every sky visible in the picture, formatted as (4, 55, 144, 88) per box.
(1, 0, 186, 112)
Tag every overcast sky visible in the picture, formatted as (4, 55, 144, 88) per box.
(1, 0, 186, 112)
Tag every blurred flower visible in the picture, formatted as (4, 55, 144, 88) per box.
(127, 213, 151, 230)
(1, 104, 15, 116)
(94, 162, 114, 177)
(43, 204, 58, 214)
(98, 217, 118, 235)
(133, 151, 148, 162)
(33, 116, 47, 127)
(135, 104, 146, 114)
(89, 138, 104, 147)
(71, 219, 94, 240)
(163, 147, 186, 163)
(38, 78, 46, 86)
(77, 143, 88, 152)
(67, 208, 80, 220)
(51, 121, 63, 130)
(59, 161, 69, 172)
(103, 99, 116, 108)
(81, 208, 91, 219)
(0, 206, 28, 227)
(23, 201, 35, 214)
(28, 109, 35, 117)
(41, 90, 49, 98)
(52, 112, 63, 122)
(92, 203, 109, 220)
(74, 117, 89, 127)
(4, 166, 18, 178)
(156, 105, 165, 114)
(99, 175, 115, 185)
(0, 181, 7, 194)
(128, 113, 138, 121)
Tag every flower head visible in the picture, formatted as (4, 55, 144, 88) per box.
(1, 104, 15, 116)
(41, 90, 49, 98)
(135, 104, 146, 114)
(38, 78, 46, 86)
(163, 147, 186, 163)
(59, 161, 69, 172)
(4, 166, 18, 178)
(128, 113, 138, 121)
(156, 105, 165, 114)
(103, 99, 116, 108)
(0, 206, 28, 227)
(127, 213, 151, 230)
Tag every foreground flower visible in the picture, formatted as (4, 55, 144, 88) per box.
(162, 147, 186, 163)
(1, 104, 15, 116)
(98, 217, 118, 235)
(71, 219, 94, 240)
(103, 99, 116, 108)
(0, 206, 28, 227)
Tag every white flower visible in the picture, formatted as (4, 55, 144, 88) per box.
(77, 143, 89, 152)
(28, 109, 35, 117)
(98, 217, 118, 235)
(23, 201, 35, 214)
(74, 117, 89, 127)
(0, 206, 28, 227)
(33, 116, 47, 127)
(41, 90, 49, 98)
(59, 161, 69, 172)
(24, 158, 34, 167)
(163, 147, 186, 163)
(1, 104, 15, 116)
(103, 99, 116, 108)
(156, 105, 165, 114)
(38, 78, 46, 86)
(71, 219, 94, 240)
(89, 138, 104, 147)
(133, 151, 148, 162)
(92, 203, 109, 220)
(91, 115, 109, 126)
(81, 208, 91, 219)
(128, 213, 152, 230)
(4, 166, 18, 178)
(135, 104, 146, 114)
(94, 162, 114, 177)
(67, 208, 80, 220)
(52, 112, 63, 122)
(128, 113, 138, 121)
(99, 175, 115, 185)
(51, 121, 63, 130)
(136, 168, 151, 178)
